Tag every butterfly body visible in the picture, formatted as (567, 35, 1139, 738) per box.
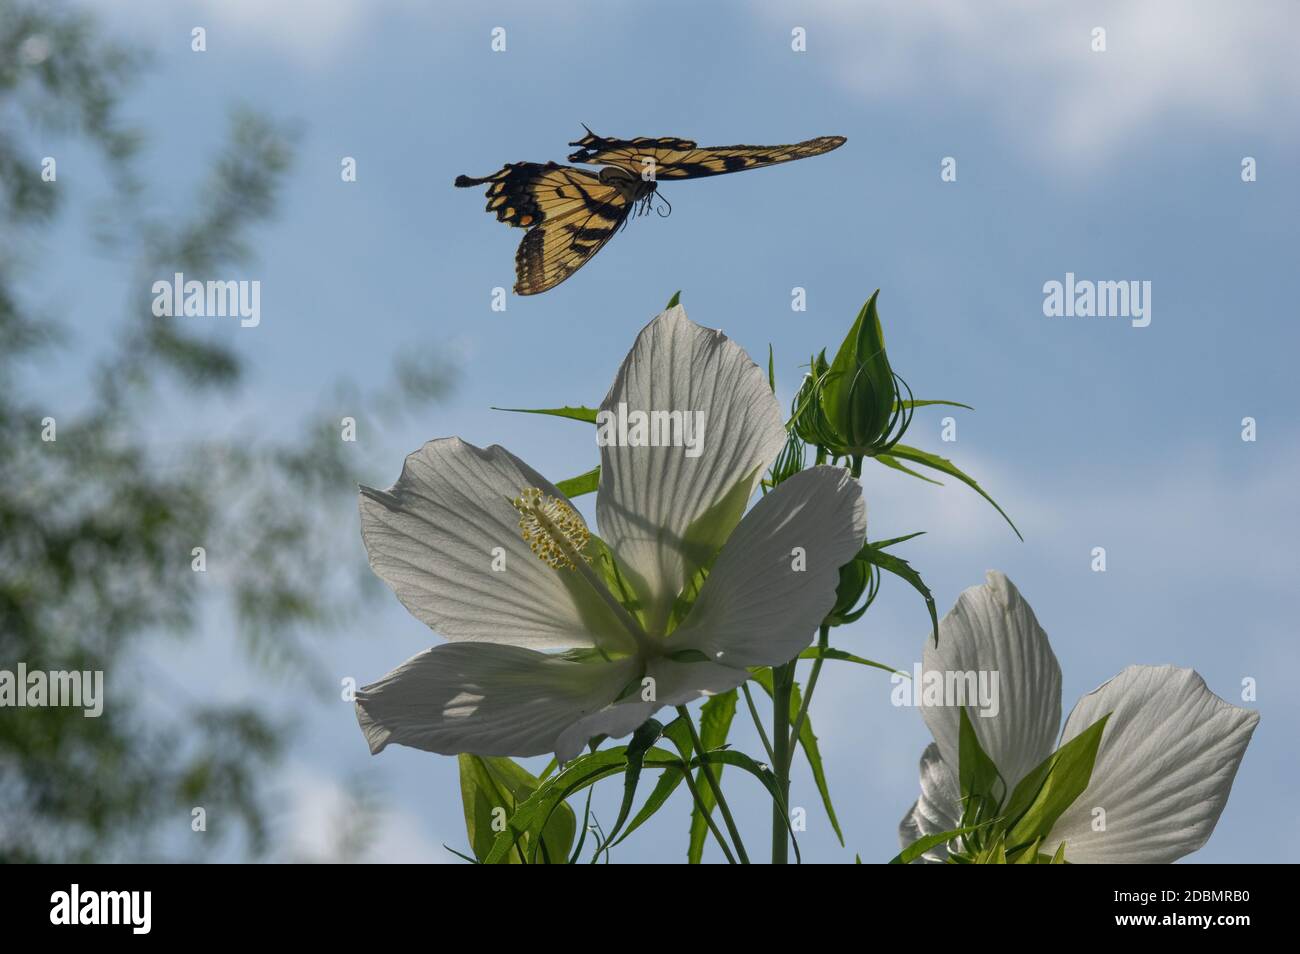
(456, 129, 845, 295)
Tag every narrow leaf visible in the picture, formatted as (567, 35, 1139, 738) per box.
(491, 405, 598, 424)
(885, 443, 1023, 540)
(594, 719, 665, 860)
(874, 452, 943, 485)
(856, 541, 938, 642)
(555, 465, 600, 498)
(894, 399, 974, 411)
(797, 646, 906, 677)
(889, 823, 986, 864)
(687, 690, 737, 864)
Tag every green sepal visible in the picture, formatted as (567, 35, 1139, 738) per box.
(1003, 713, 1111, 851)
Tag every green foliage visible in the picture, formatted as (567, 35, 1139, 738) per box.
(0, 2, 451, 862)
(686, 691, 737, 863)
(458, 755, 576, 864)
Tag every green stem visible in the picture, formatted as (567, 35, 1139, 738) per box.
(770, 661, 794, 864)
(678, 764, 737, 864)
(676, 705, 750, 864)
(786, 624, 830, 770)
(741, 682, 777, 765)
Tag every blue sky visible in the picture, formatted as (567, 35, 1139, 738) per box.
(44, 0, 1299, 862)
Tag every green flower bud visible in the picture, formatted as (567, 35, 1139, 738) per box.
(797, 291, 914, 470)
(790, 350, 840, 452)
(823, 543, 878, 628)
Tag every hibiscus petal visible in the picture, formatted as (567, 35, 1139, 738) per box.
(553, 656, 750, 764)
(669, 466, 866, 667)
(596, 306, 786, 635)
(360, 437, 636, 652)
(921, 571, 1062, 796)
(1045, 665, 1259, 863)
(355, 643, 641, 760)
(898, 742, 962, 863)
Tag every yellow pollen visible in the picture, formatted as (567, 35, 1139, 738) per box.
(512, 487, 591, 570)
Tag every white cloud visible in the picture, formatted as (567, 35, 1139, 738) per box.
(859, 439, 1296, 584)
(766, 0, 1300, 163)
(94, 0, 379, 64)
(279, 764, 452, 863)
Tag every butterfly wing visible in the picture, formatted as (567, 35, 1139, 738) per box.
(455, 161, 632, 295)
(567, 130, 846, 180)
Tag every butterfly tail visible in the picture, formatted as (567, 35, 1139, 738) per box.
(454, 173, 493, 187)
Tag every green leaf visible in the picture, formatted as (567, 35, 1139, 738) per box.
(750, 669, 843, 846)
(593, 719, 665, 860)
(491, 405, 598, 424)
(699, 749, 803, 864)
(856, 539, 938, 642)
(888, 823, 987, 864)
(555, 465, 600, 498)
(894, 399, 973, 411)
(873, 453, 943, 486)
(666, 290, 681, 308)
(797, 646, 905, 677)
(870, 531, 926, 550)
(687, 690, 737, 864)
(613, 765, 685, 847)
(458, 754, 576, 864)
(1004, 713, 1111, 851)
(482, 745, 680, 864)
(957, 707, 1005, 830)
(1011, 836, 1043, 864)
(566, 786, 597, 863)
(883, 443, 1023, 541)
(768, 344, 777, 393)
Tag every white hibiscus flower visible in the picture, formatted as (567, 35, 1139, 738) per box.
(900, 571, 1259, 863)
(355, 306, 866, 764)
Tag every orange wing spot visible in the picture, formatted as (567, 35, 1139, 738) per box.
(518, 214, 533, 226)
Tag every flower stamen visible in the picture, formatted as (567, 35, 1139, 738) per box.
(513, 487, 591, 570)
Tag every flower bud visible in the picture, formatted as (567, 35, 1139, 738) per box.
(823, 290, 906, 450)
(823, 543, 877, 628)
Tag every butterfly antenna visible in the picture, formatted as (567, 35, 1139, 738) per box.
(654, 192, 672, 218)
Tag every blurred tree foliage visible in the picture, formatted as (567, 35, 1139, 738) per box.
(0, 1, 450, 861)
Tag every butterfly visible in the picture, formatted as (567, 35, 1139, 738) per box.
(454, 128, 846, 295)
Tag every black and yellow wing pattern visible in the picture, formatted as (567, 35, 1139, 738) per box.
(455, 161, 632, 295)
(455, 130, 845, 295)
(566, 129, 846, 180)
